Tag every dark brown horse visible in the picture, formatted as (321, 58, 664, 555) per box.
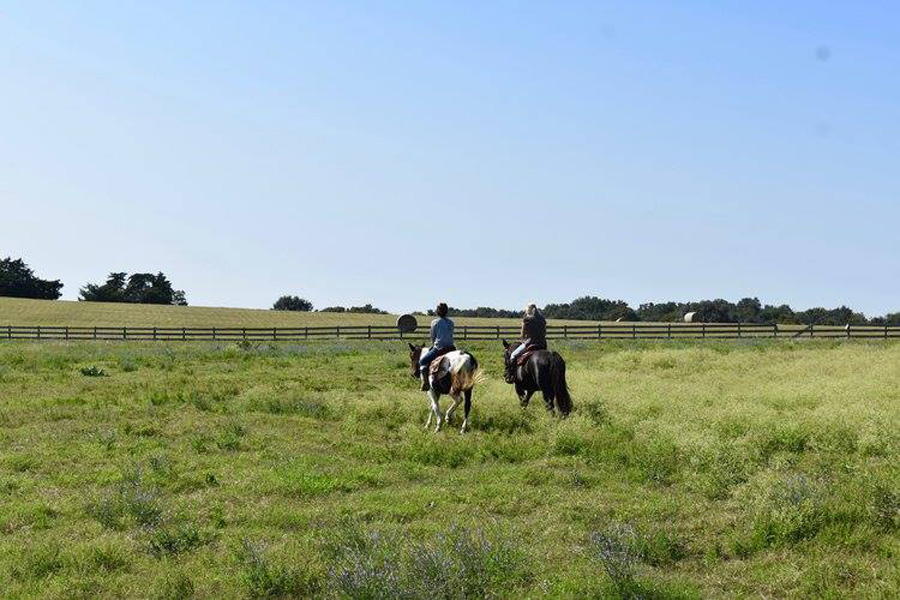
(502, 340, 572, 415)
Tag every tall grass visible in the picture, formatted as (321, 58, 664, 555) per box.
(0, 339, 897, 597)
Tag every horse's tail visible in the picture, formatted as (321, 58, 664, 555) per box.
(549, 352, 572, 416)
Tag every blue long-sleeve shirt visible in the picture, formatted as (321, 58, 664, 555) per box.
(430, 317, 455, 348)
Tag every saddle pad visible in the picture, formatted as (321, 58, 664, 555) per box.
(429, 355, 452, 380)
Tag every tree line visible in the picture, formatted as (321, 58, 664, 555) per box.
(272, 295, 387, 314)
(2, 257, 897, 324)
(429, 296, 900, 326)
(1, 257, 186, 305)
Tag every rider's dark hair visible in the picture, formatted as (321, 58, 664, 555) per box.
(436, 302, 449, 318)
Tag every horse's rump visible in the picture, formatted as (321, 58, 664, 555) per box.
(430, 350, 480, 393)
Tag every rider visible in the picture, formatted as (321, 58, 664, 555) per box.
(419, 302, 455, 391)
(506, 303, 547, 382)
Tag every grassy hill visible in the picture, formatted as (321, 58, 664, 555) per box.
(0, 339, 897, 597)
(0, 297, 601, 328)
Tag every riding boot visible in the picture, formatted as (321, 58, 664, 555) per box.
(420, 369, 430, 392)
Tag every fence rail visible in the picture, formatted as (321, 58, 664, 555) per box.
(1, 323, 898, 342)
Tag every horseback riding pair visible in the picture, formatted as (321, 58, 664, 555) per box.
(408, 301, 571, 434)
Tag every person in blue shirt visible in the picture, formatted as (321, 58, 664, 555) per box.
(419, 302, 455, 390)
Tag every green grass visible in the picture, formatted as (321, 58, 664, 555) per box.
(0, 297, 602, 328)
(0, 338, 898, 598)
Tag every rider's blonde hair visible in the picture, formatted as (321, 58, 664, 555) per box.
(525, 303, 538, 316)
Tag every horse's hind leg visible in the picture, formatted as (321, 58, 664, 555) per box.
(460, 389, 472, 434)
(445, 392, 461, 426)
(541, 387, 556, 414)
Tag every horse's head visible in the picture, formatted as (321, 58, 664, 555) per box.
(502, 339, 513, 369)
(408, 343, 424, 378)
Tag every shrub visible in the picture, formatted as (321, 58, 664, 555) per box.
(325, 528, 406, 598)
(407, 525, 529, 599)
(744, 474, 828, 551)
(272, 295, 313, 311)
(586, 523, 641, 593)
(237, 539, 320, 598)
(80, 365, 107, 377)
(322, 522, 529, 599)
(216, 423, 248, 451)
(148, 523, 212, 557)
(87, 468, 162, 530)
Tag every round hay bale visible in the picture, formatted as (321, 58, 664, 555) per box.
(396, 314, 418, 333)
(684, 312, 697, 323)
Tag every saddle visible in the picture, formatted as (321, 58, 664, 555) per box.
(516, 343, 545, 366)
(427, 345, 457, 378)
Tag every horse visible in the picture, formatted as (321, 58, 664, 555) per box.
(408, 343, 479, 433)
(501, 340, 572, 415)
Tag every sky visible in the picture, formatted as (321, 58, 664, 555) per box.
(1, 1, 898, 316)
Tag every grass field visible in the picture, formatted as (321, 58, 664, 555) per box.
(0, 338, 898, 598)
(0, 298, 600, 329)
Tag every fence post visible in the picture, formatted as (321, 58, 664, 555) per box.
(37, 326, 41, 340)
(304, 327, 308, 340)
(810, 325, 815, 338)
(93, 326, 97, 340)
(123, 327, 127, 341)
(64, 326, 69, 341)
(367, 326, 372, 340)
(667, 323, 672, 339)
(564, 325, 568, 339)
(212, 327, 217, 341)
(773, 324, 778, 338)
(496, 326, 500, 339)
(886, 325, 889, 339)
(153, 327, 158, 341)
(597, 323, 602, 339)
(6, 325, 11, 340)
(632, 324, 636, 340)
(182, 327, 186, 341)
(335, 326, 340, 340)
(464, 325, 468, 340)
(846, 324, 851, 339)
(702, 323, 706, 339)
(274, 327, 278, 341)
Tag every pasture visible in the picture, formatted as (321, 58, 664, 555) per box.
(0, 298, 601, 329)
(0, 338, 898, 598)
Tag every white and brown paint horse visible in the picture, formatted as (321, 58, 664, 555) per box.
(408, 344, 479, 433)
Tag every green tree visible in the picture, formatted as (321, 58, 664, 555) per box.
(0, 257, 63, 300)
(79, 272, 187, 305)
(273, 295, 313, 311)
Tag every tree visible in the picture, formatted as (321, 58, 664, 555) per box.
(0, 257, 63, 300)
(79, 272, 187, 305)
(543, 296, 637, 321)
(319, 304, 386, 314)
(735, 297, 762, 323)
(272, 295, 313, 311)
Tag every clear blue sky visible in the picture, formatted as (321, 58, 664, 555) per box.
(2, 1, 898, 316)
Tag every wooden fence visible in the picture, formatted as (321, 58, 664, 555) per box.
(0, 323, 898, 341)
